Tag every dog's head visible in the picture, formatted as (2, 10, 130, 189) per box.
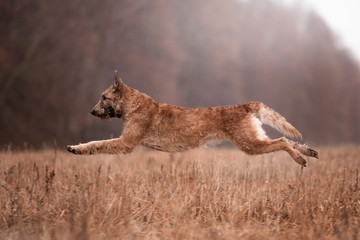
(91, 70, 127, 119)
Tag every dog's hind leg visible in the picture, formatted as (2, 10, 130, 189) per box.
(232, 137, 307, 167)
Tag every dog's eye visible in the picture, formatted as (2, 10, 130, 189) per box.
(103, 95, 113, 101)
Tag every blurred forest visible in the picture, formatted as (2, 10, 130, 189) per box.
(1, 0, 360, 148)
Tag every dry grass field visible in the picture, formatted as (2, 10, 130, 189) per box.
(0, 145, 359, 240)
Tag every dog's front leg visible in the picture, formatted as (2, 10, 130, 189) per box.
(67, 136, 138, 155)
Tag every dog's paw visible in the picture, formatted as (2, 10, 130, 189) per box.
(308, 148, 319, 159)
(67, 145, 80, 154)
(295, 156, 307, 167)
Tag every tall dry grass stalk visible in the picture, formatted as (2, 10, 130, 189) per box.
(0, 145, 359, 239)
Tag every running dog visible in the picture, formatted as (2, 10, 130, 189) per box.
(67, 71, 318, 166)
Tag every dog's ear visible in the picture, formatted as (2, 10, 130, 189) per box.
(113, 70, 124, 91)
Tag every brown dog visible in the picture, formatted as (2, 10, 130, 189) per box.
(67, 71, 318, 166)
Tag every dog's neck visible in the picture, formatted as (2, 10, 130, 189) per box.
(122, 85, 157, 121)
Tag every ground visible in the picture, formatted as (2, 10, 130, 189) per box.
(0, 145, 359, 239)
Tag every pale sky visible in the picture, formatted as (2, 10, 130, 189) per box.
(279, 0, 360, 62)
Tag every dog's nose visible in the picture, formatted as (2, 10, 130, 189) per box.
(91, 109, 96, 115)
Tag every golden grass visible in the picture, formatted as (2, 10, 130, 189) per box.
(0, 145, 359, 239)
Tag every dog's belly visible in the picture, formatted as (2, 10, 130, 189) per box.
(140, 138, 193, 152)
(140, 133, 225, 153)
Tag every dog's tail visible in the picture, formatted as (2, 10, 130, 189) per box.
(245, 102, 302, 140)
